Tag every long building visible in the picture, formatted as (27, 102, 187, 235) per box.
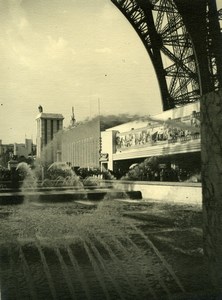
(101, 101, 201, 177)
(61, 118, 100, 168)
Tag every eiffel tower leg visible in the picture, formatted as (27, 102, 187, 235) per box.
(201, 89, 222, 293)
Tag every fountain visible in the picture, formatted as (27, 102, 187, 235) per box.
(0, 160, 141, 205)
(0, 197, 187, 300)
(0, 160, 187, 299)
(16, 162, 39, 203)
(45, 162, 84, 188)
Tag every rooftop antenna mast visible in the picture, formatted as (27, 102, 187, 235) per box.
(70, 106, 76, 127)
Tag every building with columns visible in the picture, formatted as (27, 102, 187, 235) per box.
(36, 105, 64, 163)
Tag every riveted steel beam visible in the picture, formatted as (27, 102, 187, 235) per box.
(111, 0, 222, 110)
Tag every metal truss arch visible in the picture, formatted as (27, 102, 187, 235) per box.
(111, 0, 222, 110)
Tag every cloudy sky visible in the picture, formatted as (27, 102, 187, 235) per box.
(0, 0, 166, 144)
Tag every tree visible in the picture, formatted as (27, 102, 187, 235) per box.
(0, 149, 13, 168)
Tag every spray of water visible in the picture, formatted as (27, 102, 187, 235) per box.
(16, 162, 39, 203)
(46, 162, 83, 188)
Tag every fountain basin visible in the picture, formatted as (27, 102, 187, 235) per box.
(0, 188, 142, 204)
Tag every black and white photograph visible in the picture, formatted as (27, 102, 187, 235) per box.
(0, 0, 222, 299)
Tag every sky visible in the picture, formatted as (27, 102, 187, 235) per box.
(0, 0, 222, 144)
(0, 0, 163, 144)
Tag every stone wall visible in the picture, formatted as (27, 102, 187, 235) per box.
(112, 180, 202, 205)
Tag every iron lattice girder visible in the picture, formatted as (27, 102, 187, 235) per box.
(174, 90, 200, 102)
(166, 66, 194, 78)
(160, 14, 182, 36)
(111, 0, 200, 109)
(163, 36, 192, 47)
(173, 78, 197, 96)
(111, 0, 222, 110)
(161, 46, 196, 80)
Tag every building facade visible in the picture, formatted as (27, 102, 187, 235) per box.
(61, 118, 100, 168)
(101, 101, 201, 177)
(0, 140, 14, 168)
(37, 101, 201, 178)
(0, 140, 14, 157)
(36, 106, 64, 163)
(14, 139, 33, 158)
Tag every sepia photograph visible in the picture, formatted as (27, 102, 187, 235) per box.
(0, 0, 222, 299)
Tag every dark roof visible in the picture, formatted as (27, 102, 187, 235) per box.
(36, 113, 64, 120)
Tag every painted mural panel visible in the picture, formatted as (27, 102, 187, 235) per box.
(115, 111, 200, 151)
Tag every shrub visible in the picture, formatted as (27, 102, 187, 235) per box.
(76, 167, 101, 179)
(83, 176, 100, 188)
(0, 167, 11, 181)
(122, 156, 161, 181)
(186, 172, 201, 183)
(46, 165, 73, 181)
(101, 169, 116, 180)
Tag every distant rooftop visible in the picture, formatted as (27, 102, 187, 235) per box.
(36, 113, 64, 120)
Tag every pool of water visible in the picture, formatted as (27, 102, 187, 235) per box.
(0, 199, 208, 299)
